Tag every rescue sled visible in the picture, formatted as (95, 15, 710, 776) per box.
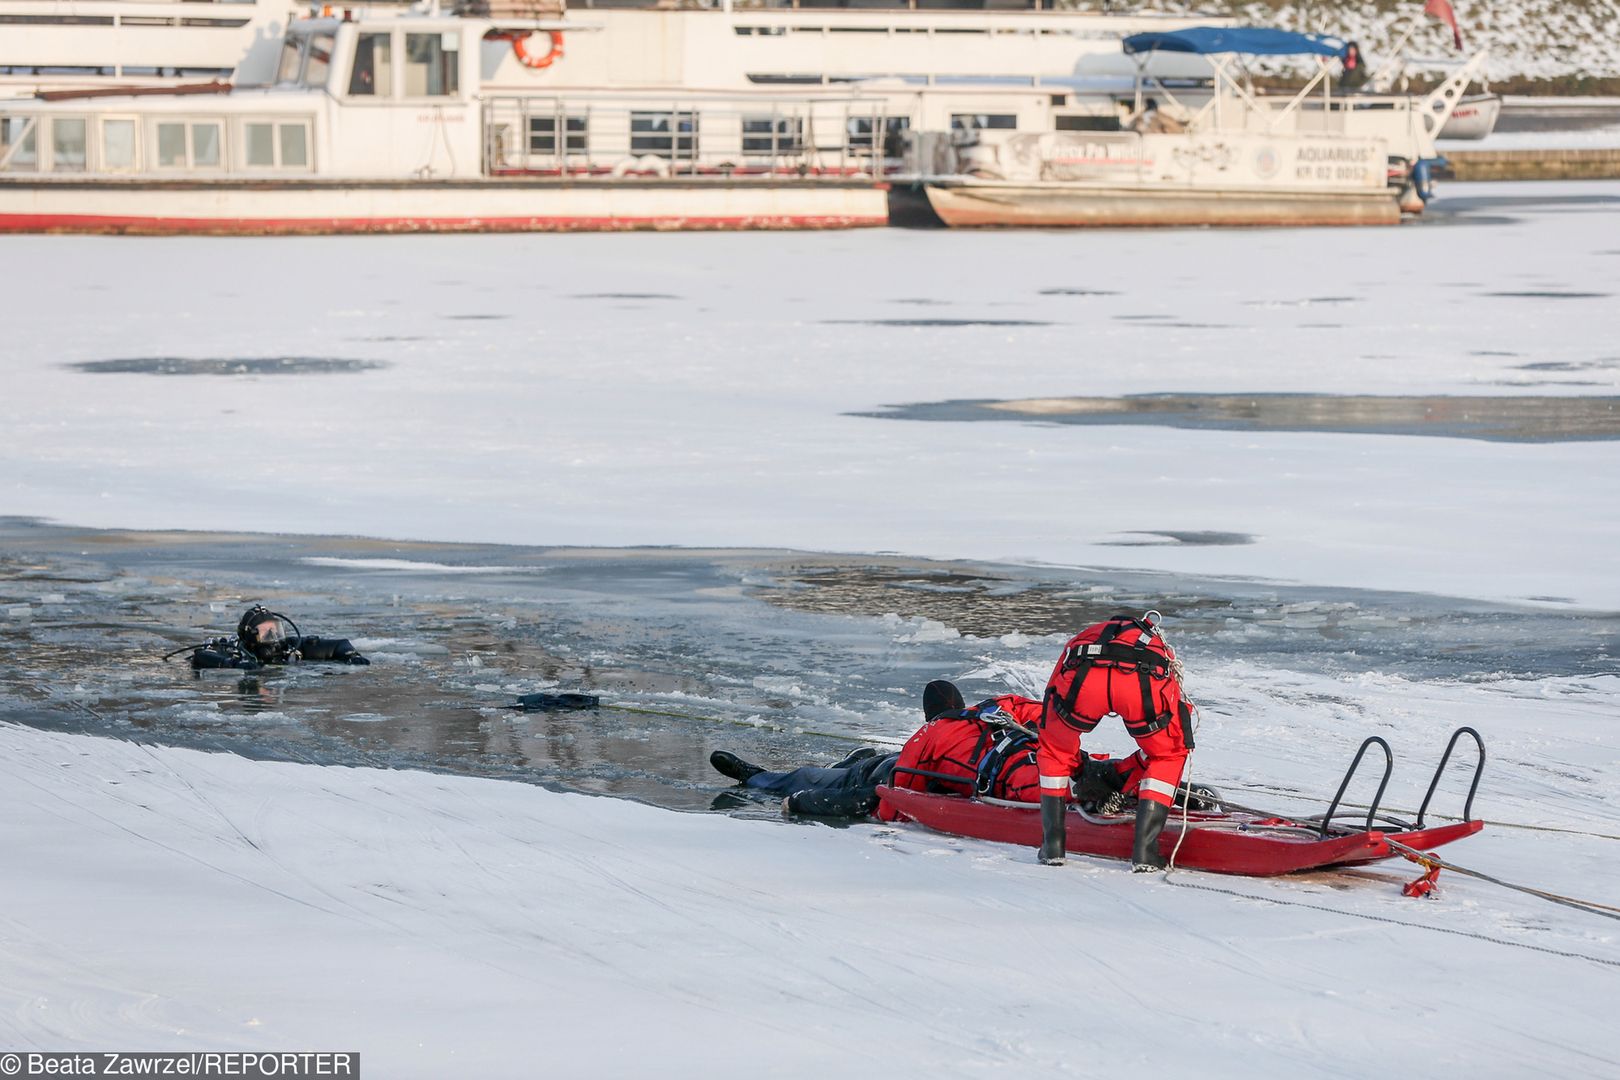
(877, 727, 1486, 877)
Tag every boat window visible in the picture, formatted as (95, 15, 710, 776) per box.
(279, 123, 308, 167)
(192, 122, 222, 167)
(156, 122, 188, 167)
(102, 118, 136, 169)
(348, 32, 392, 97)
(243, 120, 311, 169)
(1056, 114, 1122, 133)
(741, 115, 803, 156)
(277, 36, 304, 84)
(527, 115, 587, 155)
(51, 117, 87, 171)
(846, 115, 908, 156)
(303, 33, 335, 88)
(0, 116, 39, 170)
(404, 32, 458, 97)
(951, 114, 1017, 131)
(630, 111, 698, 158)
(244, 122, 275, 166)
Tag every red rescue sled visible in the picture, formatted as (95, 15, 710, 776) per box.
(877, 727, 1487, 877)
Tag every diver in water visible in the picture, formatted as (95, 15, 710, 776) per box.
(175, 604, 371, 670)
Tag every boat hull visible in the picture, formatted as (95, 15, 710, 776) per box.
(877, 786, 1484, 876)
(924, 181, 1402, 228)
(1438, 94, 1504, 141)
(0, 178, 890, 235)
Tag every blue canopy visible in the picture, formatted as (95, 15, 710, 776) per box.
(1122, 27, 1349, 59)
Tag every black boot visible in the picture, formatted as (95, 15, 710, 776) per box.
(1038, 795, 1068, 866)
(831, 746, 879, 770)
(1132, 799, 1170, 872)
(709, 750, 764, 784)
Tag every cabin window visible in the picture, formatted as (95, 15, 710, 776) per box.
(527, 115, 587, 155)
(630, 111, 697, 158)
(348, 32, 393, 97)
(279, 123, 308, 167)
(846, 115, 908, 156)
(51, 117, 87, 171)
(0, 116, 39, 170)
(243, 120, 312, 169)
(741, 115, 803, 155)
(102, 118, 136, 169)
(951, 113, 1017, 132)
(404, 33, 458, 97)
(1056, 114, 1121, 133)
(303, 33, 335, 88)
(157, 122, 187, 167)
(277, 36, 303, 84)
(155, 120, 223, 169)
(192, 122, 222, 167)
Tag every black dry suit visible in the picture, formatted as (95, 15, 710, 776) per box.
(187, 605, 369, 670)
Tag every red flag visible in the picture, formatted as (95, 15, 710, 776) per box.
(1424, 0, 1465, 50)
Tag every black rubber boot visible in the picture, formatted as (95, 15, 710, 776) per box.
(1038, 795, 1068, 866)
(1132, 799, 1170, 872)
(709, 750, 764, 784)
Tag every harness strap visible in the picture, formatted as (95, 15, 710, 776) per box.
(975, 729, 1037, 796)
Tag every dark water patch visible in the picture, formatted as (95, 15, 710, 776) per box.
(1472, 350, 1520, 358)
(1039, 288, 1120, 297)
(1243, 296, 1359, 307)
(1525, 596, 1577, 605)
(1298, 323, 1344, 329)
(1481, 291, 1610, 300)
(443, 313, 511, 320)
(821, 318, 1053, 328)
(1136, 322, 1237, 330)
(1516, 360, 1620, 372)
(855, 393, 1620, 443)
(1484, 380, 1609, 388)
(1099, 531, 1255, 548)
(1, 521, 1615, 818)
(570, 292, 681, 300)
(68, 358, 387, 377)
(1114, 314, 1170, 321)
(890, 298, 947, 305)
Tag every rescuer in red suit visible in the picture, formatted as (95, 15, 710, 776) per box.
(712, 681, 1119, 818)
(1037, 612, 1195, 872)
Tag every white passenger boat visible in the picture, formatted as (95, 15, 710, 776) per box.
(1438, 93, 1501, 140)
(0, 2, 1229, 233)
(916, 27, 1486, 227)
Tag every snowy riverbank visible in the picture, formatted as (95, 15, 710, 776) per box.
(3, 710, 1615, 1078)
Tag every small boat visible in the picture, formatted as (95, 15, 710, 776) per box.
(1439, 93, 1503, 140)
(877, 727, 1486, 877)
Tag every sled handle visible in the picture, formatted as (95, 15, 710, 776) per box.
(1320, 736, 1393, 837)
(1414, 726, 1486, 830)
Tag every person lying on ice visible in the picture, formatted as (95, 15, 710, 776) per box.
(709, 679, 1191, 821)
(183, 604, 370, 670)
(1036, 611, 1195, 873)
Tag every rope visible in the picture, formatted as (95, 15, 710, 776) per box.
(1383, 838, 1620, 922)
(1159, 866, 1620, 970)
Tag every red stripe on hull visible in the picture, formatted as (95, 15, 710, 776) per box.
(0, 212, 889, 235)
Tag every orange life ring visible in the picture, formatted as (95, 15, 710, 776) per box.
(513, 30, 564, 70)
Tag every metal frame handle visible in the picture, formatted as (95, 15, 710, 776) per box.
(1320, 736, 1393, 837)
(1414, 726, 1486, 829)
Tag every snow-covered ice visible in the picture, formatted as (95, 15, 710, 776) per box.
(3, 187, 1620, 1076)
(4, 182, 1620, 608)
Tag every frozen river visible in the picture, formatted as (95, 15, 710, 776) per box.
(3, 183, 1619, 1077)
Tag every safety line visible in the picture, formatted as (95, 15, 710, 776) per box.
(1160, 868, 1620, 970)
(1383, 838, 1620, 922)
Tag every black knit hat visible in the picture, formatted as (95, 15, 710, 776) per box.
(923, 679, 965, 721)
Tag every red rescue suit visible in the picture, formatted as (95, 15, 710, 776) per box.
(877, 695, 1045, 822)
(1037, 615, 1194, 809)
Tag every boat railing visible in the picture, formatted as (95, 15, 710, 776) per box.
(481, 92, 903, 178)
